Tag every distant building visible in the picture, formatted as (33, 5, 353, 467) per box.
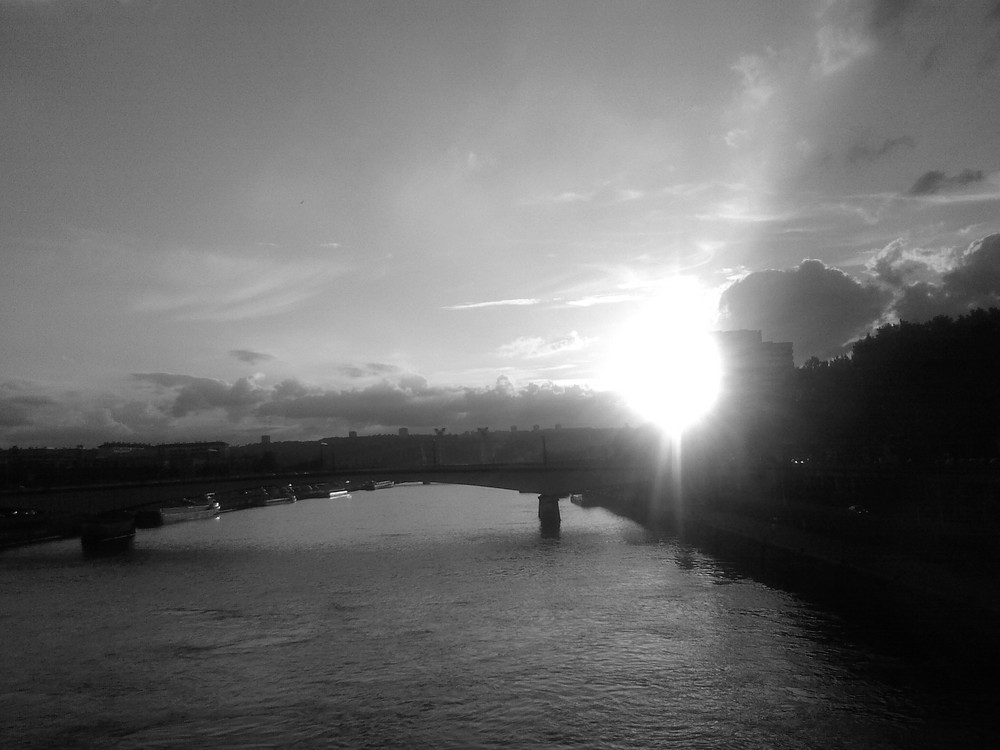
(97, 442, 151, 457)
(713, 330, 794, 403)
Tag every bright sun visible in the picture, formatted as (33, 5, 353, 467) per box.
(604, 278, 722, 436)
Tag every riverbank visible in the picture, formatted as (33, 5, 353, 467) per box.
(590, 486, 1000, 672)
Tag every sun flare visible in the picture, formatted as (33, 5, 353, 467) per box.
(604, 278, 722, 436)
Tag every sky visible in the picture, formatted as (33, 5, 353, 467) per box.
(4, 0, 1000, 447)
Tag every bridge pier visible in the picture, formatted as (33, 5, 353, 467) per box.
(538, 494, 561, 531)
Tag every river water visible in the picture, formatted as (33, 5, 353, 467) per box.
(1, 484, 993, 748)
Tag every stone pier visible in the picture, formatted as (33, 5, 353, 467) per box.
(537, 494, 562, 534)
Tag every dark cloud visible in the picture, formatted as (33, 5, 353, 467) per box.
(0, 382, 56, 428)
(0, 381, 173, 447)
(132, 373, 266, 419)
(894, 234, 1000, 320)
(719, 260, 891, 363)
(906, 169, 985, 195)
(259, 376, 626, 433)
(846, 135, 914, 164)
(3, 371, 631, 447)
(229, 349, 275, 365)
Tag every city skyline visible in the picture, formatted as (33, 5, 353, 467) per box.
(4, 0, 1000, 446)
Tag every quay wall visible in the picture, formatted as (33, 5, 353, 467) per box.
(589, 477, 1000, 670)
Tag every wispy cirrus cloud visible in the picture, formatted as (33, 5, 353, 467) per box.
(520, 190, 594, 206)
(338, 363, 402, 379)
(563, 293, 638, 308)
(497, 331, 594, 360)
(133, 248, 347, 321)
(443, 298, 541, 311)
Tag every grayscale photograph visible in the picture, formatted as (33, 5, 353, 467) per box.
(2, 1, 999, 747)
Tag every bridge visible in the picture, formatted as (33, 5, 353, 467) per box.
(0, 460, 664, 534)
(326, 461, 658, 528)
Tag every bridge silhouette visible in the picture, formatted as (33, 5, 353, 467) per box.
(1, 458, 674, 535)
(329, 461, 645, 496)
(320, 460, 664, 530)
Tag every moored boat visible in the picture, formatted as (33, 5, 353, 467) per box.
(136, 493, 220, 527)
(359, 480, 394, 491)
(294, 483, 349, 500)
(262, 485, 297, 504)
(80, 510, 136, 552)
(158, 496, 221, 524)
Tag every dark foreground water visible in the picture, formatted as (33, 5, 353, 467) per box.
(1, 484, 994, 748)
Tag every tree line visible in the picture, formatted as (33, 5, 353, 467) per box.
(792, 308, 1000, 464)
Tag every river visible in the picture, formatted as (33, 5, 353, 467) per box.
(1, 483, 993, 748)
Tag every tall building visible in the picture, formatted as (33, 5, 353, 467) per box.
(713, 330, 794, 403)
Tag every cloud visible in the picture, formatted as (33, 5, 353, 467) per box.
(0, 380, 174, 447)
(230, 349, 276, 365)
(0, 382, 55, 428)
(338, 363, 402, 379)
(816, 2, 874, 75)
(444, 298, 541, 310)
(907, 169, 986, 196)
(522, 191, 594, 206)
(846, 135, 914, 164)
(132, 373, 267, 419)
(732, 51, 778, 110)
(133, 248, 346, 322)
(497, 332, 594, 360)
(564, 294, 639, 308)
(258, 375, 627, 433)
(0, 368, 636, 447)
(815, 0, 922, 75)
(892, 234, 1000, 320)
(867, 237, 952, 288)
(719, 259, 891, 362)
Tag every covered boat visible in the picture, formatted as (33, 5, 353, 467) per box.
(135, 493, 220, 527)
(80, 510, 136, 552)
(262, 485, 297, 504)
(158, 495, 221, 524)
